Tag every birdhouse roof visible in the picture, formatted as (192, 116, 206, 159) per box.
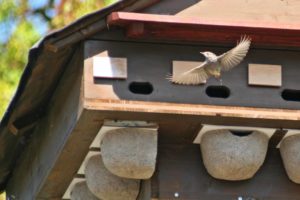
(1, 0, 300, 195)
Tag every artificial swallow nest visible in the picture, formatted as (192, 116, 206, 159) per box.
(200, 129, 269, 181)
(101, 127, 158, 179)
(280, 134, 300, 184)
(70, 181, 99, 200)
(85, 154, 140, 200)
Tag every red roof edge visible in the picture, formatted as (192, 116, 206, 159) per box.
(107, 12, 300, 48)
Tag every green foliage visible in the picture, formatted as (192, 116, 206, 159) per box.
(0, 0, 118, 119)
(0, 0, 36, 117)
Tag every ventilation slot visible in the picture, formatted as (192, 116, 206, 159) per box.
(230, 130, 253, 137)
(282, 89, 300, 102)
(129, 82, 153, 95)
(206, 86, 230, 99)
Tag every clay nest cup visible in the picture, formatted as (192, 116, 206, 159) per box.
(200, 129, 269, 181)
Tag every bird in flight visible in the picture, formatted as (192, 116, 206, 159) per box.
(168, 36, 251, 85)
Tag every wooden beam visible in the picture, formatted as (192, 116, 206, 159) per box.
(84, 98, 300, 129)
(269, 129, 288, 148)
(107, 12, 300, 48)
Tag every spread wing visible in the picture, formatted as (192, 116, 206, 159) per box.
(167, 62, 211, 85)
(218, 36, 251, 71)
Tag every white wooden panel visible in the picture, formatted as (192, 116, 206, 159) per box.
(93, 57, 127, 79)
(248, 64, 282, 87)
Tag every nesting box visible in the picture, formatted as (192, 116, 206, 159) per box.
(101, 127, 158, 179)
(200, 129, 269, 181)
(2, 1, 300, 200)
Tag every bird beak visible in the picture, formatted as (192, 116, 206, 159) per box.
(200, 52, 204, 55)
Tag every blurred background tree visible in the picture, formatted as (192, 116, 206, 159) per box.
(0, 0, 117, 120)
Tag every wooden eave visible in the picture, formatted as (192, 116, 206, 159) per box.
(107, 12, 300, 48)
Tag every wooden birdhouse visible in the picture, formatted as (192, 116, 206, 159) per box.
(1, 1, 300, 200)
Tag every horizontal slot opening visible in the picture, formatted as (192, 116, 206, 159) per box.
(206, 86, 230, 99)
(129, 82, 153, 95)
(230, 130, 253, 137)
(282, 89, 300, 102)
